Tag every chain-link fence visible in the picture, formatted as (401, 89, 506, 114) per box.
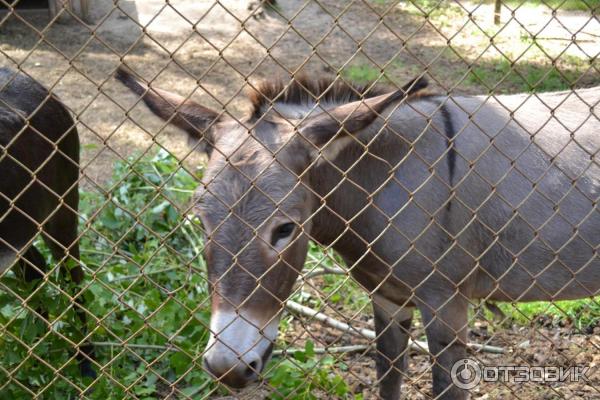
(0, 0, 599, 399)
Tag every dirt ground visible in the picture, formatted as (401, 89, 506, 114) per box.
(1, 0, 598, 188)
(213, 296, 599, 399)
(281, 315, 600, 399)
(1, 1, 599, 398)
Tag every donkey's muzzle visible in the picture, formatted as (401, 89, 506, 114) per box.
(203, 347, 268, 388)
(203, 309, 279, 387)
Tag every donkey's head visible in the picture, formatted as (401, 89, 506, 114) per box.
(117, 68, 426, 387)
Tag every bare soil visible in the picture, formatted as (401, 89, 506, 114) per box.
(1, 1, 599, 398)
(2, 0, 598, 189)
(214, 309, 599, 399)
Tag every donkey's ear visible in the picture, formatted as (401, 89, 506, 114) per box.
(116, 67, 222, 152)
(299, 76, 428, 148)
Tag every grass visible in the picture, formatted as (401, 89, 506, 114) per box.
(343, 35, 595, 94)
(302, 243, 371, 312)
(466, 53, 593, 93)
(373, 0, 600, 12)
(498, 298, 600, 330)
(342, 64, 383, 84)
(500, 0, 600, 11)
(368, 0, 598, 94)
(343, 54, 593, 94)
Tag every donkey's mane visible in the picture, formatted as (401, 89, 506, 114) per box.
(248, 75, 429, 119)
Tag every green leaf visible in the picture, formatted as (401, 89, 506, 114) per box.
(293, 350, 306, 363)
(134, 385, 156, 396)
(170, 352, 192, 376)
(180, 385, 203, 397)
(304, 340, 315, 358)
(333, 376, 348, 396)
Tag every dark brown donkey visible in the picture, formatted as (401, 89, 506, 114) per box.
(0, 67, 93, 377)
(118, 66, 600, 399)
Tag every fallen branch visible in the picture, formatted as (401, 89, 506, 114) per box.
(301, 266, 346, 280)
(286, 301, 377, 340)
(92, 341, 178, 352)
(582, 31, 600, 39)
(533, 37, 594, 43)
(285, 300, 429, 353)
(285, 300, 505, 354)
(273, 344, 370, 356)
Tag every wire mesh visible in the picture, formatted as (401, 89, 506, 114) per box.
(0, 0, 599, 399)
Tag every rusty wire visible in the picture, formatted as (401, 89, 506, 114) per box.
(0, 0, 599, 399)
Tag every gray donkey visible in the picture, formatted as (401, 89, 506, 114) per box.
(118, 67, 600, 399)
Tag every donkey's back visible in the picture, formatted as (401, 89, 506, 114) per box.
(446, 87, 600, 301)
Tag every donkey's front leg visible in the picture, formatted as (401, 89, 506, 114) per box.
(372, 296, 414, 400)
(418, 296, 469, 400)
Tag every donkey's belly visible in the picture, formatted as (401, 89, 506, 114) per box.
(497, 265, 599, 301)
(466, 172, 600, 302)
(478, 238, 600, 301)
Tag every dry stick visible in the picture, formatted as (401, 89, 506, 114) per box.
(92, 341, 178, 351)
(273, 344, 369, 356)
(285, 300, 426, 353)
(301, 266, 346, 280)
(285, 300, 506, 355)
(534, 37, 595, 43)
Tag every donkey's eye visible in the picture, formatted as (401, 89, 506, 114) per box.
(271, 222, 296, 246)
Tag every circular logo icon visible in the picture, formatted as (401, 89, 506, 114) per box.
(451, 358, 482, 390)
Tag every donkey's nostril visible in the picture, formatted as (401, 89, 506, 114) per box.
(245, 359, 260, 379)
(203, 351, 263, 388)
(243, 354, 263, 379)
(243, 366, 255, 379)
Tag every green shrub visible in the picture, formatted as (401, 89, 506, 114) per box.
(267, 341, 353, 400)
(0, 149, 354, 399)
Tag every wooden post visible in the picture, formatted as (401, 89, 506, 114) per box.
(80, 0, 89, 21)
(494, 0, 502, 25)
(48, 0, 90, 23)
(48, 0, 64, 19)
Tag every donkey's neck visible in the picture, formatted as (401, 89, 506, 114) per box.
(306, 96, 453, 257)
